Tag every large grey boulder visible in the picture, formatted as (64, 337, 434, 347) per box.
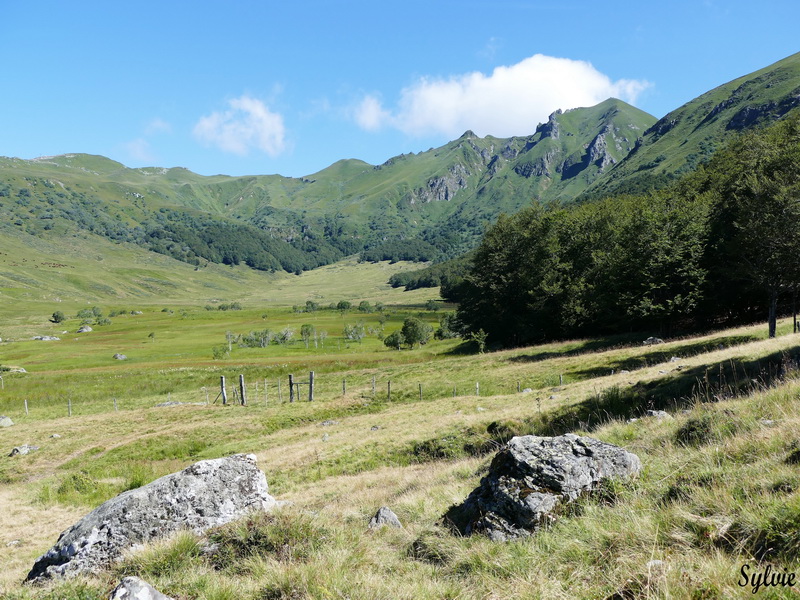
(110, 577, 174, 600)
(443, 434, 641, 541)
(26, 454, 277, 582)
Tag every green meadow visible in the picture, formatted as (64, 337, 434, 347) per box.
(2, 255, 800, 599)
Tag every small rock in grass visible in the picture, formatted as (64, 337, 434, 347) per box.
(645, 410, 672, 420)
(112, 353, 127, 360)
(0, 416, 13, 427)
(521, 388, 533, 393)
(369, 506, 402, 529)
(110, 576, 174, 600)
(9, 445, 39, 457)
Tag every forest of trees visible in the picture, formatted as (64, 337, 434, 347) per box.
(453, 115, 800, 346)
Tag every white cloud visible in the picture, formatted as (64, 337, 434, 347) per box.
(193, 95, 286, 157)
(354, 95, 391, 132)
(356, 54, 651, 138)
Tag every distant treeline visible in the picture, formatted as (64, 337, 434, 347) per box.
(453, 115, 800, 346)
(388, 253, 472, 291)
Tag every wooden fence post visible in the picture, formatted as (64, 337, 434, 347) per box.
(221, 376, 228, 405)
(289, 374, 295, 402)
(342, 378, 346, 396)
(419, 383, 422, 401)
(114, 397, 118, 411)
(24, 399, 28, 415)
(239, 374, 247, 406)
(309, 371, 315, 402)
(476, 382, 480, 396)
(387, 380, 391, 401)
(68, 398, 72, 417)
(517, 381, 521, 393)
(372, 376, 376, 397)
(278, 378, 282, 403)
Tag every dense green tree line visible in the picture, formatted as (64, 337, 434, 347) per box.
(455, 115, 800, 346)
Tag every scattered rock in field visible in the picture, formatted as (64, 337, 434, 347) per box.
(477, 406, 486, 412)
(7, 366, 27, 373)
(9, 445, 39, 457)
(627, 418, 639, 423)
(0, 416, 13, 427)
(77, 325, 93, 333)
(322, 433, 329, 442)
(25, 454, 278, 582)
(620, 370, 630, 374)
(110, 576, 174, 600)
(521, 388, 533, 393)
(759, 418, 776, 426)
(643, 337, 664, 346)
(443, 434, 641, 541)
(154, 401, 185, 407)
(132, 311, 143, 315)
(50, 434, 61, 438)
(549, 395, 557, 400)
(6, 539, 22, 547)
(112, 353, 127, 361)
(646, 410, 672, 420)
(670, 356, 680, 362)
(370, 425, 381, 431)
(33, 336, 60, 341)
(320, 419, 339, 426)
(369, 506, 402, 529)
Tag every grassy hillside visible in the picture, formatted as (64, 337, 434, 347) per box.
(582, 51, 800, 200)
(0, 99, 655, 272)
(1, 283, 800, 598)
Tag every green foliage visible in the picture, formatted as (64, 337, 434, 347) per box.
(457, 115, 800, 346)
(50, 310, 66, 323)
(401, 317, 433, 348)
(383, 330, 405, 350)
(342, 322, 366, 343)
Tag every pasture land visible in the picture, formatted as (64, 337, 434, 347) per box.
(1, 259, 800, 598)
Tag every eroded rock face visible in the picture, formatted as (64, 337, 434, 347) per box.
(26, 454, 277, 582)
(443, 434, 641, 541)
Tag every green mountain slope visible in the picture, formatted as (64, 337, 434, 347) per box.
(0, 100, 656, 268)
(581, 51, 800, 200)
(3, 51, 800, 279)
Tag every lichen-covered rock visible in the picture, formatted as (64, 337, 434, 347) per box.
(77, 326, 93, 333)
(26, 454, 277, 582)
(110, 577, 174, 600)
(443, 434, 641, 541)
(369, 506, 402, 529)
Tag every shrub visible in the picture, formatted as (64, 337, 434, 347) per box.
(51, 310, 66, 323)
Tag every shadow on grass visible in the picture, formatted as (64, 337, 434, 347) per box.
(568, 334, 760, 380)
(537, 343, 800, 435)
(402, 343, 800, 465)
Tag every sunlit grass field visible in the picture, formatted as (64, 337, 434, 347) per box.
(2, 255, 800, 598)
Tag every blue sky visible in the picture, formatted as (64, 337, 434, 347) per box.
(1, 1, 798, 178)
